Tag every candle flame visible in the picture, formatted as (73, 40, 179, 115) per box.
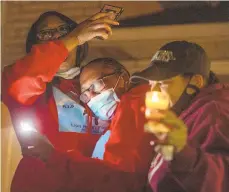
(151, 92, 160, 102)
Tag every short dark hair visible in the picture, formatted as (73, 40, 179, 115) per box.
(82, 57, 130, 77)
(26, 11, 88, 67)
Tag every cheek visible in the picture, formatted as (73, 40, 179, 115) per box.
(160, 85, 176, 104)
(160, 85, 169, 95)
(168, 84, 187, 105)
(103, 78, 117, 89)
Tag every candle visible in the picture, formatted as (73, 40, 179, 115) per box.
(145, 91, 174, 161)
(145, 91, 169, 111)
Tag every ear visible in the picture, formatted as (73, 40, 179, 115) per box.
(189, 74, 204, 89)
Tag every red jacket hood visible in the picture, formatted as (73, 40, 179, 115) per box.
(181, 83, 229, 119)
(195, 83, 229, 101)
(149, 83, 229, 192)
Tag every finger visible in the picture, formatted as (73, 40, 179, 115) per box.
(147, 110, 181, 129)
(166, 128, 187, 152)
(145, 108, 165, 119)
(161, 116, 186, 130)
(90, 23, 112, 35)
(154, 132, 168, 141)
(90, 12, 115, 20)
(145, 121, 170, 134)
(167, 129, 187, 145)
(97, 11, 116, 20)
(107, 12, 117, 20)
(150, 137, 168, 146)
(147, 110, 185, 131)
(92, 18, 119, 26)
(164, 110, 177, 119)
(155, 144, 175, 161)
(92, 29, 110, 40)
(154, 145, 161, 153)
(150, 140, 168, 146)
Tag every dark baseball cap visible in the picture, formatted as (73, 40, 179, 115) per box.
(131, 41, 211, 83)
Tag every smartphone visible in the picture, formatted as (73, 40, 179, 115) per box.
(19, 121, 53, 149)
(100, 4, 124, 21)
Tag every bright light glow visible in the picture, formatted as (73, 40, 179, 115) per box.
(145, 91, 169, 110)
(151, 92, 160, 103)
(20, 122, 36, 132)
(145, 108, 151, 117)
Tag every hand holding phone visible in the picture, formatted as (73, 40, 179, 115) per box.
(96, 4, 124, 40)
(100, 4, 124, 21)
(19, 122, 54, 162)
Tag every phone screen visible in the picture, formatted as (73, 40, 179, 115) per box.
(100, 4, 124, 20)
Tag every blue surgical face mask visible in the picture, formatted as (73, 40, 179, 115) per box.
(87, 88, 120, 121)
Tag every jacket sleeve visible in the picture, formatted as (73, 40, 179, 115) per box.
(2, 41, 68, 105)
(45, 149, 148, 192)
(104, 95, 155, 173)
(148, 102, 229, 192)
(11, 150, 147, 192)
(43, 95, 152, 192)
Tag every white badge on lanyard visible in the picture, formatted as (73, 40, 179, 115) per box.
(53, 87, 109, 134)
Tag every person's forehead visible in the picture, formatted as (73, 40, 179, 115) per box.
(80, 64, 114, 90)
(80, 70, 102, 89)
(37, 15, 66, 30)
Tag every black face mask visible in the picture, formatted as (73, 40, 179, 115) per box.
(171, 76, 200, 115)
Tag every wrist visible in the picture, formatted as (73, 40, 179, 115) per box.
(61, 35, 79, 52)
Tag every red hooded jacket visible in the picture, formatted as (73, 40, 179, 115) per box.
(3, 41, 155, 192)
(10, 84, 156, 192)
(149, 83, 229, 192)
(2, 41, 100, 156)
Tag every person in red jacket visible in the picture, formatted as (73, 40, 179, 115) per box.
(10, 57, 156, 192)
(131, 41, 229, 192)
(1, 10, 121, 192)
(2, 11, 118, 156)
(79, 58, 155, 172)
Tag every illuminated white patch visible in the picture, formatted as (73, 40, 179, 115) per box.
(151, 50, 176, 62)
(20, 122, 36, 132)
(148, 153, 164, 182)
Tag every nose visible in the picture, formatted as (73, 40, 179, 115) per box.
(88, 89, 100, 101)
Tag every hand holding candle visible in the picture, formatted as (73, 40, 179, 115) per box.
(145, 91, 170, 111)
(144, 91, 188, 161)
